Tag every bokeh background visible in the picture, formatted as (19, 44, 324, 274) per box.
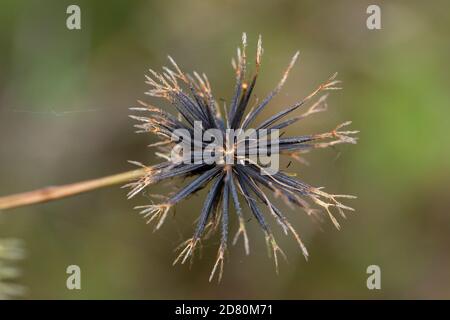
(0, 0, 449, 299)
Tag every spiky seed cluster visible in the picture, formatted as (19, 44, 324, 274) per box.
(0, 238, 25, 299)
(126, 33, 358, 281)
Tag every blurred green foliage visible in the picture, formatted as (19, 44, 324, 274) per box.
(0, 0, 449, 299)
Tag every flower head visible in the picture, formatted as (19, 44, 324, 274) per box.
(126, 33, 358, 281)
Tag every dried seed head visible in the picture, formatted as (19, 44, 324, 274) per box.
(127, 33, 357, 280)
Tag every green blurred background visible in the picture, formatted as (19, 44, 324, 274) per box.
(0, 0, 449, 299)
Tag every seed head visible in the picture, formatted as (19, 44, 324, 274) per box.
(126, 33, 358, 281)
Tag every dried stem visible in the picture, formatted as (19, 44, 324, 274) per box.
(0, 169, 146, 211)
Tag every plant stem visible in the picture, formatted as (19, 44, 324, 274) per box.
(0, 169, 146, 211)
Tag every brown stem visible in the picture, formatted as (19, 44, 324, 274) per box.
(0, 169, 146, 211)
